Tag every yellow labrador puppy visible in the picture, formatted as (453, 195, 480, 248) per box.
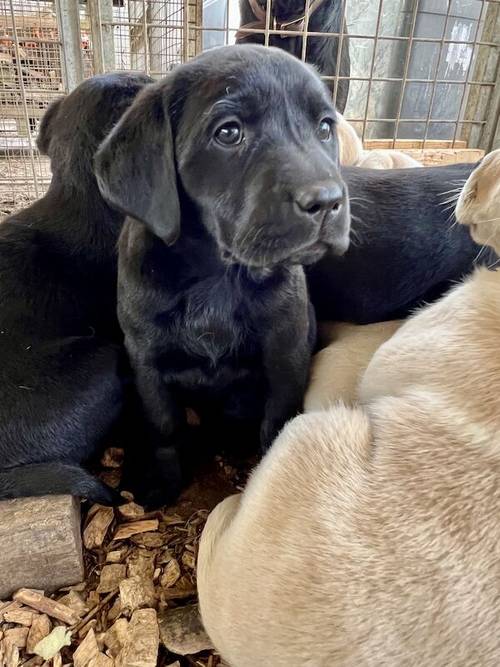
(336, 114, 421, 169)
(336, 113, 363, 166)
(197, 151, 500, 667)
(357, 148, 422, 169)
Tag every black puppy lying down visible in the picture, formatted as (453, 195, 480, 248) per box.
(96, 45, 351, 501)
(0, 72, 151, 504)
(309, 164, 497, 323)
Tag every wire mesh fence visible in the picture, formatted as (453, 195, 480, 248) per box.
(1, 0, 499, 214)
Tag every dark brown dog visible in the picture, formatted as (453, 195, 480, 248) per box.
(237, 0, 350, 112)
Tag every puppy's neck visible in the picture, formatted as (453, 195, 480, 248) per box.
(30, 179, 123, 259)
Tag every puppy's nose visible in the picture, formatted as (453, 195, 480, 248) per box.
(294, 183, 344, 217)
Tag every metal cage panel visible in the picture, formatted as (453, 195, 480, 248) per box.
(1, 0, 499, 214)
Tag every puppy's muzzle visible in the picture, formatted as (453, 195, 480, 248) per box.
(293, 181, 344, 224)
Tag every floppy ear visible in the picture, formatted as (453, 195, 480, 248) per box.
(94, 82, 180, 245)
(36, 96, 64, 155)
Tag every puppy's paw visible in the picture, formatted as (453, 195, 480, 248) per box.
(92, 483, 124, 506)
(123, 446, 183, 510)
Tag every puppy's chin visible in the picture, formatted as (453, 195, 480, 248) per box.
(292, 234, 350, 265)
(222, 232, 349, 272)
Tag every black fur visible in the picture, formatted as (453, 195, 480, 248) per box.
(309, 163, 498, 323)
(0, 72, 152, 503)
(237, 0, 350, 112)
(95, 45, 350, 505)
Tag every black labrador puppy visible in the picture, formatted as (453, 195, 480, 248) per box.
(0, 72, 152, 504)
(309, 164, 498, 323)
(236, 0, 350, 112)
(95, 45, 350, 502)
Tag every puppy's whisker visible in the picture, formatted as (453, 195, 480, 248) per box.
(472, 243, 489, 265)
(439, 194, 461, 208)
(349, 213, 369, 231)
(439, 186, 464, 196)
(441, 202, 459, 214)
(242, 225, 266, 265)
(238, 219, 264, 259)
(348, 196, 370, 211)
(487, 256, 500, 270)
(350, 216, 365, 246)
(476, 216, 500, 224)
(474, 228, 500, 259)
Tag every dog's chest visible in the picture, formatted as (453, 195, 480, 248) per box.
(161, 273, 258, 373)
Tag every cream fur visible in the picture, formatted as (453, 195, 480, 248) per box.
(336, 113, 422, 169)
(197, 152, 500, 666)
(456, 148, 500, 253)
(305, 320, 402, 410)
(357, 148, 422, 169)
(336, 113, 363, 166)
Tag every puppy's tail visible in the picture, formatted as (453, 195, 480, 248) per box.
(0, 463, 121, 505)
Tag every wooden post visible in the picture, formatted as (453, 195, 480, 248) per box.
(188, 0, 203, 59)
(462, 2, 500, 149)
(479, 61, 500, 152)
(0, 496, 84, 600)
(56, 0, 84, 91)
(88, 0, 115, 74)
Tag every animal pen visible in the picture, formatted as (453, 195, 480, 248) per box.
(0, 0, 499, 215)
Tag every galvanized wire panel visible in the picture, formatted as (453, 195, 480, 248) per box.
(0, 0, 60, 210)
(84, 0, 499, 145)
(1, 0, 499, 214)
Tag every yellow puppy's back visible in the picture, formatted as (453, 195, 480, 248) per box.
(199, 391, 500, 666)
(305, 320, 402, 411)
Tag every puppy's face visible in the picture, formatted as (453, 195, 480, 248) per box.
(96, 45, 350, 269)
(175, 47, 349, 267)
(456, 149, 500, 254)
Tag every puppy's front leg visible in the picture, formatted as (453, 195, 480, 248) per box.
(260, 295, 313, 452)
(124, 355, 184, 507)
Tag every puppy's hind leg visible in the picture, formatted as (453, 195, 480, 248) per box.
(0, 462, 121, 505)
(0, 337, 124, 502)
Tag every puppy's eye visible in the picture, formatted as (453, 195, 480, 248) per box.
(214, 122, 243, 147)
(318, 119, 334, 142)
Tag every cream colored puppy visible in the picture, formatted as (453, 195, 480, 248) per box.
(198, 153, 500, 667)
(336, 113, 363, 166)
(305, 320, 402, 410)
(335, 114, 422, 169)
(357, 148, 422, 169)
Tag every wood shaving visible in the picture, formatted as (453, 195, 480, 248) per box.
(0, 455, 243, 666)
